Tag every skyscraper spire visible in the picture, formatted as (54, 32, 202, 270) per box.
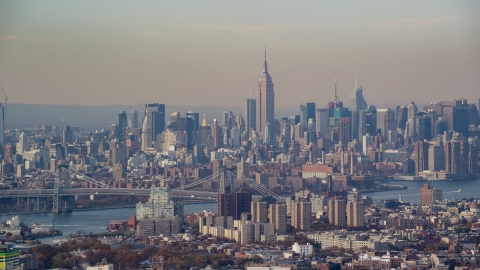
(262, 46, 268, 75)
(333, 76, 338, 106)
(355, 67, 358, 90)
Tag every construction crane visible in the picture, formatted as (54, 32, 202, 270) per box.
(1, 86, 7, 131)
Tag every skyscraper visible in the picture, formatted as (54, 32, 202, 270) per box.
(186, 111, 200, 132)
(256, 49, 274, 134)
(413, 141, 429, 176)
(338, 117, 352, 147)
(142, 103, 165, 151)
(316, 108, 329, 138)
(131, 111, 139, 129)
(118, 111, 127, 144)
(62, 126, 73, 144)
(300, 103, 316, 127)
(376, 108, 395, 136)
(0, 104, 4, 146)
(244, 98, 256, 133)
(141, 106, 155, 151)
(349, 86, 367, 112)
(264, 121, 275, 145)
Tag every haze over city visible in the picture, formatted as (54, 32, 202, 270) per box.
(1, 1, 479, 108)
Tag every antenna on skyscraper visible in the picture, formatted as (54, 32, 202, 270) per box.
(355, 67, 358, 89)
(333, 76, 338, 107)
(264, 45, 266, 61)
(1, 87, 7, 131)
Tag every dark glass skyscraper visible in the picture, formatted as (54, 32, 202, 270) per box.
(244, 98, 256, 133)
(300, 102, 316, 127)
(146, 103, 165, 139)
(186, 111, 200, 132)
(118, 111, 127, 144)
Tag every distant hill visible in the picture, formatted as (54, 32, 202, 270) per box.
(7, 102, 409, 129)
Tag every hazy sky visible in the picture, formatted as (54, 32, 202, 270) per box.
(1, 1, 479, 109)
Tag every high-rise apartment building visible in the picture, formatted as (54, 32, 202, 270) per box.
(413, 141, 430, 176)
(256, 50, 274, 134)
(420, 184, 442, 205)
(291, 199, 311, 230)
(346, 200, 365, 227)
(269, 202, 287, 234)
(428, 145, 445, 172)
(328, 197, 346, 227)
(244, 98, 256, 133)
(251, 200, 268, 223)
(445, 140, 461, 178)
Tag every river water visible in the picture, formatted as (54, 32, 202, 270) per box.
(15, 203, 217, 243)
(13, 178, 480, 243)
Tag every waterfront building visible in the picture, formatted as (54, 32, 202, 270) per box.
(420, 184, 442, 205)
(0, 244, 20, 270)
(136, 184, 182, 219)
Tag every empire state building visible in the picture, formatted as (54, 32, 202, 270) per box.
(256, 50, 274, 133)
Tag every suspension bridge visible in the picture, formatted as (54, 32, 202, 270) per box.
(0, 165, 282, 213)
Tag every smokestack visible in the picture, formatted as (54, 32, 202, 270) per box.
(321, 147, 325, 165)
(340, 148, 344, 174)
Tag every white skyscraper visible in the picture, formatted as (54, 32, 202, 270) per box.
(350, 86, 367, 112)
(141, 109, 154, 151)
(16, 132, 29, 154)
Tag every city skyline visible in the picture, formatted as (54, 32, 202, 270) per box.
(0, 1, 479, 108)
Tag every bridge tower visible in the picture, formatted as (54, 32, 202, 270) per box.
(219, 167, 234, 194)
(52, 165, 73, 214)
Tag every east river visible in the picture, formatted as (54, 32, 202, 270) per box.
(12, 177, 480, 243)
